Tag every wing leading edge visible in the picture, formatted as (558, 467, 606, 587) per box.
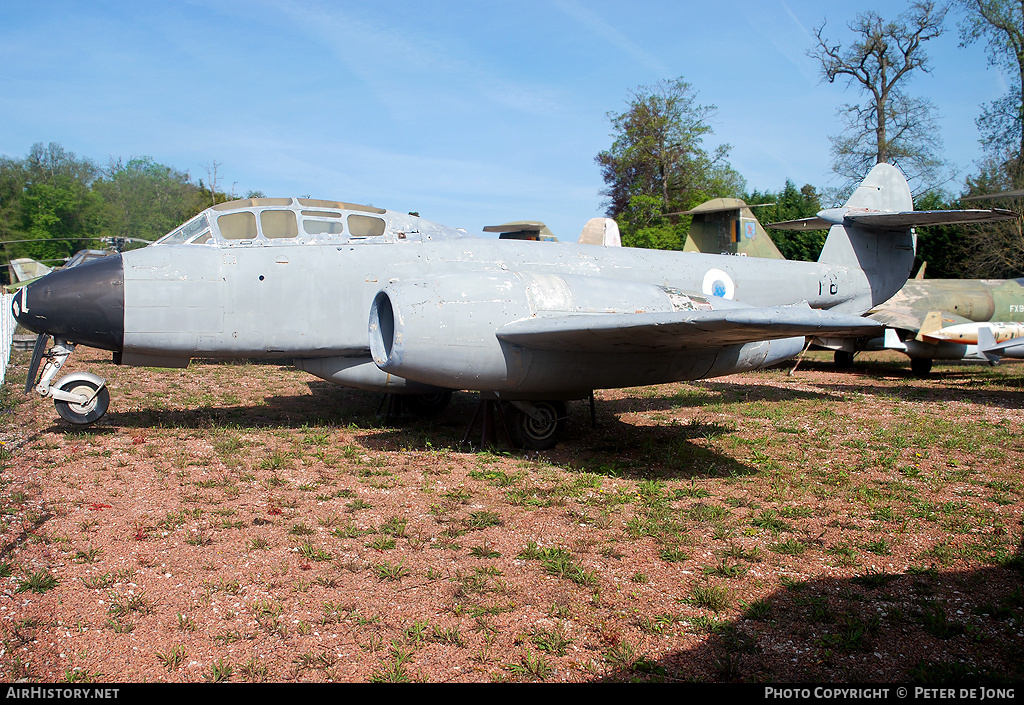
(496, 303, 882, 353)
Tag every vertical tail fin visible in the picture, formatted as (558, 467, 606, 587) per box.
(816, 164, 916, 312)
(816, 163, 915, 270)
(682, 199, 785, 259)
(839, 162, 914, 212)
(577, 218, 621, 247)
(763, 164, 917, 313)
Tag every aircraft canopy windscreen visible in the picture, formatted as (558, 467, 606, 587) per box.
(155, 214, 211, 246)
(149, 197, 470, 248)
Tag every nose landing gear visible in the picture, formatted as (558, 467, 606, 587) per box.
(25, 336, 110, 425)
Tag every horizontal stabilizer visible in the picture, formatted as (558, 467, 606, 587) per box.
(766, 217, 832, 231)
(845, 209, 1017, 229)
(496, 303, 882, 353)
(679, 200, 774, 216)
(769, 209, 1017, 231)
(483, 221, 557, 242)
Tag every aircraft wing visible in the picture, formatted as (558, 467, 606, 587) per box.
(866, 307, 972, 335)
(496, 303, 882, 353)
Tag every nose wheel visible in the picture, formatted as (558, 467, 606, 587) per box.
(54, 379, 110, 425)
(24, 337, 111, 426)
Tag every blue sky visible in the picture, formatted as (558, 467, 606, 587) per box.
(0, 0, 1009, 239)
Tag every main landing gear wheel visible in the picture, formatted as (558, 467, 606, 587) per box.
(910, 357, 933, 378)
(509, 401, 566, 451)
(834, 350, 855, 369)
(54, 379, 110, 425)
(404, 390, 453, 417)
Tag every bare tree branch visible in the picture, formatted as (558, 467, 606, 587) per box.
(809, 1, 953, 194)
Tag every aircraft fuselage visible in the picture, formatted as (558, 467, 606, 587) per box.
(112, 239, 862, 360)
(15, 232, 876, 398)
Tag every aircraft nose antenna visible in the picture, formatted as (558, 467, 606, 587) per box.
(12, 255, 125, 352)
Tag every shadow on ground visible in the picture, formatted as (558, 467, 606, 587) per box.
(599, 538, 1024, 683)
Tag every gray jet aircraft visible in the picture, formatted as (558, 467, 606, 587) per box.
(11, 164, 1016, 448)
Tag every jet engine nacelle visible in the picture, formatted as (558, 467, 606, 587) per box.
(369, 272, 590, 392)
(368, 272, 806, 396)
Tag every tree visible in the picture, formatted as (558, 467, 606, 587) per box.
(958, 0, 1024, 177)
(13, 142, 104, 262)
(0, 144, 239, 282)
(0, 156, 27, 245)
(910, 190, 982, 277)
(955, 156, 1024, 277)
(809, 1, 953, 194)
(93, 156, 210, 246)
(743, 181, 828, 261)
(595, 77, 745, 249)
(941, 2, 1024, 278)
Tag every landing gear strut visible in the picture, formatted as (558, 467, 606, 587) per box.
(834, 350, 855, 369)
(378, 390, 453, 418)
(403, 390, 453, 417)
(25, 336, 110, 425)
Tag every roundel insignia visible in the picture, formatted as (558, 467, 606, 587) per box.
(702, 268, 735, 299)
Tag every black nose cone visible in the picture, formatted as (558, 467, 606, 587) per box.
(12, 255, 124, 352)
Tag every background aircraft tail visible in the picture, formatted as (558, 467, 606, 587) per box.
(577, 217, 621, 247)
(8, 258, 53, 283)
(682, 198, 784, 259)
(768, 163, 1015, 313)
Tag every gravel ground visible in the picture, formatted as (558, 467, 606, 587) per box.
(0, 347, 1021, 683)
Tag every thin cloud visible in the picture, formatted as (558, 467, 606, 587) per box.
(737, 0, 821, 85)
(550, 0, 670, 76)
(250, 0, 569, 120)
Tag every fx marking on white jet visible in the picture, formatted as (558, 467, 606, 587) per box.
(12, 164, 1017, 448)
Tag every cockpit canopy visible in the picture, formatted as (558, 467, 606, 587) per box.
(153, 197, 466, 247)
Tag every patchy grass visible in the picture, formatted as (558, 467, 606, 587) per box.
(0, 348, 1021, 682)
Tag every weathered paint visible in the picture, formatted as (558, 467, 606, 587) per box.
(871, 278, 1024, 330)
(18, 164, 989, 406)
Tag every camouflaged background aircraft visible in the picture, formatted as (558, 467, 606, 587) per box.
(842, 276, 1024, 376)
(682, 198, 784, 260)
(11, 163, 1015, 447)
(681, 192, 1024, 377)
